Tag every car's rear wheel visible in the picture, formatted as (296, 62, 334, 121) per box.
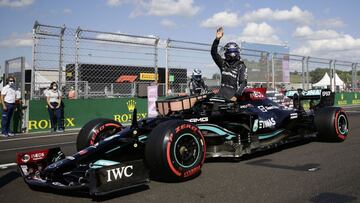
(76, 118, 123, 151)
(145, 120, 206, 181)
(315, 107, 349, 142)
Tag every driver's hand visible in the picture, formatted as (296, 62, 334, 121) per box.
(216, 27, 224, 39)
(230, 96, 237, 102)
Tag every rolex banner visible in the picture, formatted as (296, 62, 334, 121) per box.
(27, 98, 148, 132)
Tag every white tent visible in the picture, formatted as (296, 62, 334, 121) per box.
(312, 72, 345, 90)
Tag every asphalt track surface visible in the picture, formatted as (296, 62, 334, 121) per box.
(0, 107, 359, 203)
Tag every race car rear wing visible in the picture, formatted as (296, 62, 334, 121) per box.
(285, 89, 334, 109)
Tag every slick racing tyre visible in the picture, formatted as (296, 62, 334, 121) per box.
(145, 120, 206, 181)
(76, 118, 123, 151)
(315, 107, 349, 142)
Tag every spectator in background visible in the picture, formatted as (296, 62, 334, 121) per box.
(1, 76, 17, 137)
(68, 86, 76, 99)
(46, 82, 64, 133)
(189, 69, 208, 95)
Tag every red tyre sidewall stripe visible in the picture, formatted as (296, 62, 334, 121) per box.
(166, 133, 182, 177)
(90, 123, 122, 146)
(198, 128, 206, 166)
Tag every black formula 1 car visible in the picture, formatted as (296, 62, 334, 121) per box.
(16, 88, 349, 196)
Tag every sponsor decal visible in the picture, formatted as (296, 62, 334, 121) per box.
(113, 113, 147, 123)
(28, 117, 75, 130)
(257, 105, 279, 112)
(126, 99, 136, 112)
(20, 165, 29, 176)
(290, 113, 298, 119)
(253, 119, 259, 132)
(22, 154, 30, 163)
(140, 73, 158, 81)
(338, 100, 347, 105)
(106, 165, 134, 182)
(322, 91, 331, 97)
(183, 165, 201, 178)
(113, 99, 147, 123)
(259, 118, 276, 129)
(175, 124, 199, 134)
(31, 152, 45, 161)
(251, 91, 265, 99)
(186, 117, 209, 123)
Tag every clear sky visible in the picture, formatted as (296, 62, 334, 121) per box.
(1, 0, 360, 71)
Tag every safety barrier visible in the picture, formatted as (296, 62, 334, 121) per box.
(1, 93, 359, 133)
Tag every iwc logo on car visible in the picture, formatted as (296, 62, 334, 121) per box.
(106, 165, 134, 182)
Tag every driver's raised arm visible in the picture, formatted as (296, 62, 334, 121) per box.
(211, 27, 224, 70)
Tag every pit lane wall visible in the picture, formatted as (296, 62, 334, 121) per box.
(1, 92, 359, 133)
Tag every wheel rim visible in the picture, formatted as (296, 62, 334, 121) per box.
(173, 133, 200, 168)
(337, 114, 348, 135)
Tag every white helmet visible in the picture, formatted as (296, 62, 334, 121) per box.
(192, 69, 202, 81)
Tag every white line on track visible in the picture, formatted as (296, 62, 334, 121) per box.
(0, 141, 75, 152)
(0, 132, 77, 143)
(0, 163, 17, 169)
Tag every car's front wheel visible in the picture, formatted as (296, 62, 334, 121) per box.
(76, 118, 123, 151)
(145, 120, 206, 181)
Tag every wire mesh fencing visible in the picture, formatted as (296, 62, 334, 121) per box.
(31, 21, 360, 100)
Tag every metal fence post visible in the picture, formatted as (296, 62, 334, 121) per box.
(154, 37, 159, 84)
(271, 53, 275, 89)
(59, 24, 65, 88)
(305, 56, 310, 90)
(265, 52, 270, 88)
(30, 22, 38, 100)
(352, 63, 357, 90)
(75, 27, 81, 99)
(301, 57, 305, 90)
(165, 39, 170, 96)
(333, 60, 337, 92)
(355, 63, 358, 90)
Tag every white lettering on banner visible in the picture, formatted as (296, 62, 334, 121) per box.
(259, 118, 276, 129)
(186, 117, 209, 123)
(322, 91, 331, 97)
(106, 165, 134, 182)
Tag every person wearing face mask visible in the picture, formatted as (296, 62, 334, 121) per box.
(45, 82, 64, 133)
(1, 76, 17, 137)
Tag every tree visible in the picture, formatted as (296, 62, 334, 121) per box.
(212, 73, 221, 80)
(309, 68, 328, 84)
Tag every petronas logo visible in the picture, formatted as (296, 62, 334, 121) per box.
(355, 93, 358, 99)
(341, 94, 344, 100)
(127, 99, 136, 112)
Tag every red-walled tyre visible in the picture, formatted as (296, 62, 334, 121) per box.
(145, 120, 206, 181)
(315, 107, 349, 142)
(76, 118, 123, 151)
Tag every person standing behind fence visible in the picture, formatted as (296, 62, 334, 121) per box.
(46, 82, 64, 133)
(68, 86, 76, 99)
(1, 76, 17, 137)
